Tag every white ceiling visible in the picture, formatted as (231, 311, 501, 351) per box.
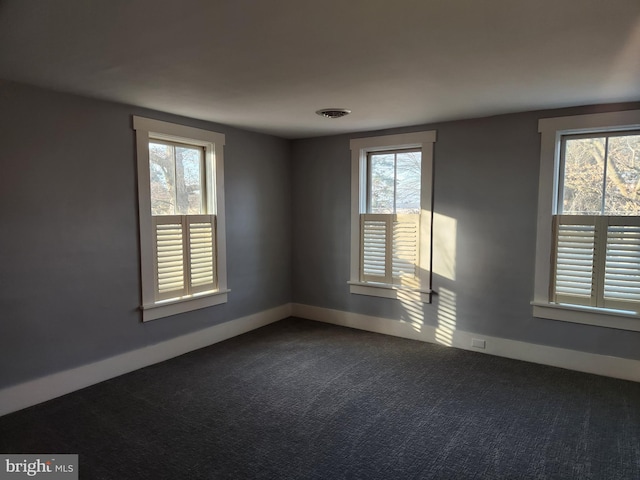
(0, 0, 639, 139)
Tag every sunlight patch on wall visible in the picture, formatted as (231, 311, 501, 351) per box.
(436, 288, 457, 346)
(432, 213, 457, 281)
(397, 288, 424, 332)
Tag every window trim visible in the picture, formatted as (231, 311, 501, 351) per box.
(533, 109, 640, 331)
(133, 116, 228, 322)
(349, 131, 436, 302)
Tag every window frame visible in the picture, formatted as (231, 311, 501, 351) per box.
(532, 109, 640, 331)
(349, 131, 436, 302)
(133, 116, 228, 322)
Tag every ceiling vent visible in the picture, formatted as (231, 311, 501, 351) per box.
(316, 108, 351, 119)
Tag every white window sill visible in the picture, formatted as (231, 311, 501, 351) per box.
(142, 290, 230, 322)
(348, 281, 431, 303)
(532, 301, 640, 332)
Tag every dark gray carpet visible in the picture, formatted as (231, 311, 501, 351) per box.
(1, 317, 639, 479)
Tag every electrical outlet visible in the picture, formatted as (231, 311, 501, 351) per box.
(471, 338, 486, 349)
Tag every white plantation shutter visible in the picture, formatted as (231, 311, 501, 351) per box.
(361, 214, 419, 285)
(153, 216, 187, 300)
(392, 217, 419, 285)
(187, 215, 216, 294)
(361, 216, 388, 283)
(552, 215, 640, 311)
(552, 216, 596, 306)
(152, 215, 217, 301)
(603, 218, 640, 310)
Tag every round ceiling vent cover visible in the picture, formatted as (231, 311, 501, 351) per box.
(316, 108, 351, 119)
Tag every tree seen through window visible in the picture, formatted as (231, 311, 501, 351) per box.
(149, 141, 204, 216)
(368, 150, 421, 214)
(561, 134, 640, 215)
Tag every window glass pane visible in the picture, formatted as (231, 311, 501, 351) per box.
(369, 153, 395, 213)
(395, 151, 421, 214)
(175, 146, 204, 214)
(561, 137, 606, 215)
(149, 142, 176, 215)
(604, 134, 640, 215)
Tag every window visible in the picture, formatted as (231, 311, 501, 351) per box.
(349, 131, 436, 302)
(134, 117, 228, 321)
(553, 132, 640, 308)
(533, 110, 640, 331)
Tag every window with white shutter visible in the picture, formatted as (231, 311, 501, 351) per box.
(349, 132, 435, 302)
(533, 110, 640, 331)
(134, 117, 228, 322)
(550, 133, 640, 311)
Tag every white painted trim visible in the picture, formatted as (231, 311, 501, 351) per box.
(538, 110, 640, 136)
(291, 304, 640, 383)
(135, 127, 156, 306)
(133, 115, 228, 320)
(142, 290, 230, 322)
(348, 282, 431, 303)
(0, 304, 292, 417)
(349, 131, 437, 152)
(532, 110, 640, 326)
(532, 302, 640, 332)
(213, 137, 228, 294)
(133, 116, 226, 146)
(349, 130, 436, 300)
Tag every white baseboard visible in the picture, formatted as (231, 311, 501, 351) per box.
(292, 303, 640, 383)
(0, 304, 292, 417)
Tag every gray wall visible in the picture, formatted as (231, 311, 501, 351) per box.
(2, 77, 639, 391)
(291, 102, 640, 361)
(0, 81, 292, 388)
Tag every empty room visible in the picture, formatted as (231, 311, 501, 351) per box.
(1, 1, 640, 479)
